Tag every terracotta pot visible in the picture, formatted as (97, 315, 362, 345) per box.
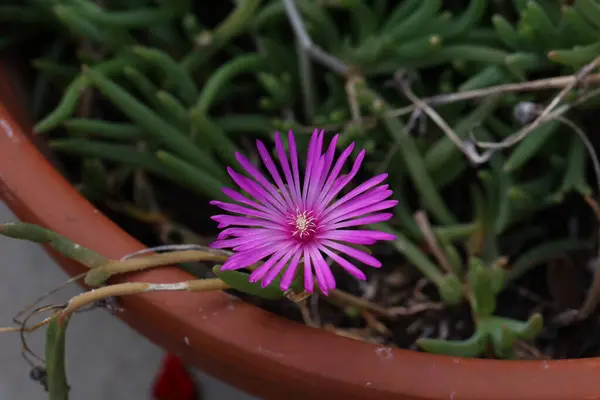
(1, 64, 600, 400)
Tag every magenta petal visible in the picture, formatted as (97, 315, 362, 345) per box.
(315, 143, 355, 206)
(210, 200, 273, 220)
(327, 213, 393, 229)
(221, 245, 279, 270)
(308, 247, 328, 295)
(327, 200, 398, 225)
(233, 238, 288, 252)
(323, 143, 355, 187)
(216, 227, 270, 240)
(249, 250, 286, 282)
(261, 248, 296, 288)
(287, 131, 302, 205)
(320, 229, 396, 243)
(275, 131, 301, 204)
(227, 167, 283, 212)
(216, 228, 237, 240)
(309, 131, 325, 185)
(346, 185, 392, 202)
(280, 251, 302, 291)
(211, 215, 285, 230)
(305, 155, 325, 209)
(317, 149, 366, 212)
(320, 134, 338, 184)
(343, 188, 394, 210)
(303, 248, 314, 293)
(322, 240, 381, 267)
(319, 246, 366, 281)
(248, 254, 280, 283)
(323, 173, 388, 215)
(221, 187, 279, 217)
(302, 129, 321, 205)
(322, 192, 395, 224)
(221, 187, 262, 209)
(316, 234, 376, 245)
(311, 247, 336, 291)
(311, 134, 338, 205)
(256, 140, 294, 208)
(235, 152, 287, 208)
(220, 253, 250, 270)
(211, 236, 259, 249)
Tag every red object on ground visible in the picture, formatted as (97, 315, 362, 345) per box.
(152, 354, 198, 400)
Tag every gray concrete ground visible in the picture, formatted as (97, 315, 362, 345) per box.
(0, 201, 256, 400)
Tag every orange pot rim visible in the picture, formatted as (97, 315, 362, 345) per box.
(1, 68, 600, 400)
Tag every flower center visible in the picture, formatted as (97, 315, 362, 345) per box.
(287, 208, 316, 240)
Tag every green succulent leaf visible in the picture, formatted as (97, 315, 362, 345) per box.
(417, 327, 487, 357)
(46, 315, 70, 400)
(212, 264, 304, 299)
(0, 222, 108, 268)
(213, 265, 285, 299)
(468, 258, 496, 317)
(439, 273, 463, 306)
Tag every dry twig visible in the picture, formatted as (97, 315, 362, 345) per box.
(475, 57, 600, 151)
(327, 289, 395, 319)
(282, 0, 349, 75)
(390, 72, 497, 164)
(413, 210, 454, 274)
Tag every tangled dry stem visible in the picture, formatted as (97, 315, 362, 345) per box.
(281, 0, 600, 324)
(1, 241, 398, 367)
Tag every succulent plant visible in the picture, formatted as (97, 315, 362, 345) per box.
(3, 0, 600, 361)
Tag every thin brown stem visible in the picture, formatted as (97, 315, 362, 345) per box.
(585, 195, 600, 222)
(553, 115, 600, 198)
(297, 299, 320, 328)
(20, 305, 65, 363)
(476, 56, 600, 150)
(390, 73, 496, 164)
(3, 279, 230, 334)
(327, 289, 394, 319)
(386, 72, 600, 118)
(345, 76, 363, 125)
(0, 318, 53, 333)
(64, 278, 229, 315)
(579, 202, 600, 320)
(13, 272, 86, 325)
(187, 279, 230, 291)
(283, 0, 350, 75)
(578, 259, 600, 320)
(91, 250, 229, 277)
(288, 72, 600, 136)
(362, 311, 392, 336)
(414, 210, 453, 274)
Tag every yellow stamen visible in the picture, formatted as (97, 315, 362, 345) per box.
(288, 209, 316, 238)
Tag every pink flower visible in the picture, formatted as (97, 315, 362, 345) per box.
(209, 129, 397, 295)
